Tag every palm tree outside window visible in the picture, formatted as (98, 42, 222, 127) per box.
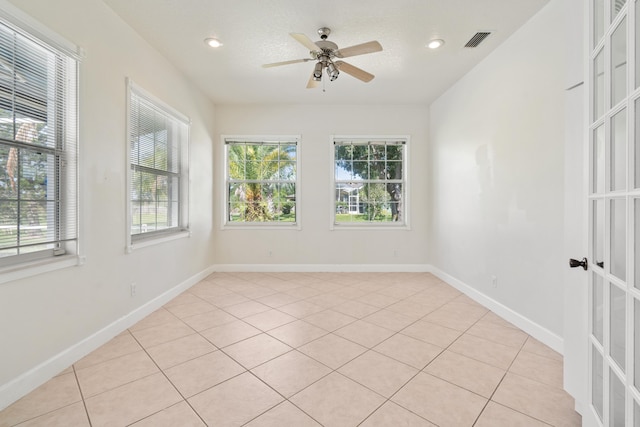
(224, 138, 298, 225)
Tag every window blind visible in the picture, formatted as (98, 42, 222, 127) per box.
(0, 16, 78, 263)
(128, 85, 189, 240)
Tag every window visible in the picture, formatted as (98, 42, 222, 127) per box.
(332, 136, 408, 227)
(0, 10, 79, 269)
(127, 81, 189, 248)
(224, 136, 299, 227)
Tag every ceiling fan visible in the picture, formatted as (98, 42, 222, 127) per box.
(262, 27, 382, 88)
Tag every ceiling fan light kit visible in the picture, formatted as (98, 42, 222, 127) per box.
(262, 27, 382, 89)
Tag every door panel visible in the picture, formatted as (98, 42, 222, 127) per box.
(587, 0, 640, 425)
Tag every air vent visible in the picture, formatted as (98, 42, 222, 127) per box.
(464, 32, 491, 48)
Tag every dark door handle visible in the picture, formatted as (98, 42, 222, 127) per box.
(569, 257, 588, 270)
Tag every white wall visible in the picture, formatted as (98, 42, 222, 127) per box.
(213, 105, 429, 268)
(429, 0, 567, 337)
(0, 0, 216, 405)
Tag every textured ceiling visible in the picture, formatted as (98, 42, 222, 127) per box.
(103, 0, 549, 105)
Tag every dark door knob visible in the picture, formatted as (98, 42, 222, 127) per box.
(569, 257, 588, 270)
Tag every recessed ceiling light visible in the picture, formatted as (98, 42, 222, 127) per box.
(204, 38, 223, 48)
(427, 39, 445, 49)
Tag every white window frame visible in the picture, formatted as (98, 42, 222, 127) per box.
(330, 135, 410, 230)
(126, 79, 190, 252)
(222, 135, 301, 230)
(0, 0, 82, 284)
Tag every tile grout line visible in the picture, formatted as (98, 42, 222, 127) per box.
(219, 273, 352, 426)
(210, 272, 576, 426)
(71, 365, 94, 427)
(126, 326, 210, 427)
(221, 274, 411, 426)
(6, 369, 94, 427)
(469, 331, 556, 427)
(134, 274, 425, 425)
(370, 303, 483, 426)
(2, 273, 574, 426)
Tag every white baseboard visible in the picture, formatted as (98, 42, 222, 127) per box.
(0, 265, 216, 411)
(429, 266, 564, 354)
(212, 264, 432, 273)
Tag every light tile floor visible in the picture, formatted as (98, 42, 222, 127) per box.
(0, 272, 582, 426)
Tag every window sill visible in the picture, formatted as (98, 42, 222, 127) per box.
(222, 223, 301, 231)
(331, 223, 410, 231)
(0, 254, 81, 285)
(127, 230, 190, 253)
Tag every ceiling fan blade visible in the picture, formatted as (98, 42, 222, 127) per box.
(290, 33, 321, 52)
(306, 70, 320, 89)
(262, 58, 312, 68)
(334, 61, 375, 82)
(335, 41, 382, 58)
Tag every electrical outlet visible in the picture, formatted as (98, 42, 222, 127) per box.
(491, 275, 498, 288)
(130, 282, 137, 296)
(268, 250, 273, 257)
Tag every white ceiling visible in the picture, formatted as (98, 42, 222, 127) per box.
(103, 0, 549, 106)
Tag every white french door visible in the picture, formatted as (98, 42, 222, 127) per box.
(587, 0, 640, 425)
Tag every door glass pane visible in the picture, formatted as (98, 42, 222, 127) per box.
(635, 400, 640, 427)
(592, 346, 604, 421)
(612, 18, 627, 107)
(596, 0, 605, 45)
(611, 109, 627, 191)
(595, 49, 605, 120)
(593, 274, 604, 344)
(637, 0, 640, 88)
(636, 298, 640, 389)
(636, 99, 640, 188)
(610, 370, 626, 426)
(611, 199, 627, 280)
(593, 125, 605, 194)
(613, 0, 628, 20)
(594, 199, 605, 269)
(610, 284, 626, 370)
(637, 199, 640, 290)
